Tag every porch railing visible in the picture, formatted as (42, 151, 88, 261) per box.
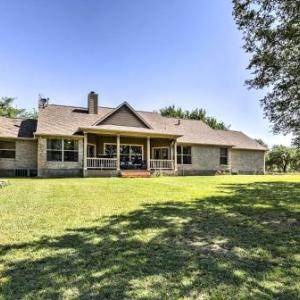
(150, 159, 174, 170)
(87, 158, 117, 169)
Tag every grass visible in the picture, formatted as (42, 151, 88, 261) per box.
(0, 175, 300, 299)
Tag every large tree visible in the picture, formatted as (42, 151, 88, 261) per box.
(159, 105, 229, 130)
(0, 97, 37, 119)
(232, 0, 300, 141)
(266, 145, 296, 172)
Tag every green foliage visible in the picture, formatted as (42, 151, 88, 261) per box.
(0, 97, 25, 118)
(232, 0, 300, 139)
(266, 145, 297, 172)
(292, 135, 300, 149)
(159, 105, 229, 130)
(0, 97, 37, 119)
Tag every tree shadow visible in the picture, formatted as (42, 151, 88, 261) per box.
(1, 181, 300, 299)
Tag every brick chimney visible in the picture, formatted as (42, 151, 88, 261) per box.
(88, 91, 98, 114)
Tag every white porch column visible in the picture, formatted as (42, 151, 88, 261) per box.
(147, 136, 151, 171)
(83, 132, 88, 177)
(116, 135, 120, 171)
(174, 139, 178, 172)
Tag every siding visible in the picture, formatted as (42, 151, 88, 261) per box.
(99, 106, 148, 128)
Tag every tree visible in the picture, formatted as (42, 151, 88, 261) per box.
(0, 97, 37, 119)
(232, 1, 300, 139)
(159, 105, 229, 130)
(292, 135, 300, 148)
(290, 149, 300, 171)
(266, 145, 295, 172)
(255, 138, 268, 149)
(0, 97, 25, 117)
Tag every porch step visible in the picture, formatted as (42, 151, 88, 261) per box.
(120, 170, 151, 178)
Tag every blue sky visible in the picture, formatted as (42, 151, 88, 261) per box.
(0, 0, 291, 146)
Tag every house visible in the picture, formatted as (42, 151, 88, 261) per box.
(0, 92, 267, 177)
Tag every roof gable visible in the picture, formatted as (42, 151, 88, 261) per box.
(94, 102, 152, 129)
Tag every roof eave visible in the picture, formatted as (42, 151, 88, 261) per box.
(232, 147, 268, 151)
(79, 127, 182, 139)
(0, 136, 36, 140)
(34, 133, 84, 139)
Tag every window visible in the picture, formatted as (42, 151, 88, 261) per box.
(220, 148, 228, 165)
(153, 147, 169, 160)
(130, 145, 143, 162)
(104, 144, 117, 157)
(177, 146, 192, 164)
(47, 139, 78, 162)
(120, 145, 130, 162)
(104, 143, 143, 162)
(0, 140, 16, 159)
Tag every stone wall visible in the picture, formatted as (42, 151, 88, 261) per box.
(0, 139, 38, 177)
(231, 149, 265, 174)
(37, 137, 84, 177)
(177, 145, 231, 175)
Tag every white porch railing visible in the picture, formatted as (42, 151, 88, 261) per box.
(150, 159, 174, 170)
(87, 158, 117, 169)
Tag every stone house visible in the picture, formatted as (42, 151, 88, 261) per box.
(0, 92, 267, 177)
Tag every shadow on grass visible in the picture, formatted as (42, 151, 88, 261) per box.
(1, 181, 300, 299)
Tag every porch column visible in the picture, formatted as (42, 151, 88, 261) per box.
(174, 139, 178, 172)
(147, 136, 151, 171)
(116, 135, 120, 171)
(263, 151, 266, 174)
(83, 132, 88, 177)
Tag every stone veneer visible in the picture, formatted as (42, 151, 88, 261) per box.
(0, 138, 265, 177)
(177, 145, 232, 175)
(37, 137, 84, 177)
(0, 139, 37, 176)
(231, 149, 265, 174)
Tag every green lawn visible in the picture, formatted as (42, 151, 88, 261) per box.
(0, 175, 300, 299)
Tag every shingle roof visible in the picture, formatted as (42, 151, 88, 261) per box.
(216, 130, 267, 151)
(6, 103, 266, 151)
(0, 116, 36, 138)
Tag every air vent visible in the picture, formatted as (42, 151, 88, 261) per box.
(15, 169, 28, 177)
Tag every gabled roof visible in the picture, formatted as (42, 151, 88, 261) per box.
(25, 101, 267, 151)
(94, 101, 153, 129)
(0, 116, 37, 138)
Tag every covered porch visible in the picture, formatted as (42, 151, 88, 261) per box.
(82, 129, 180, 176)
